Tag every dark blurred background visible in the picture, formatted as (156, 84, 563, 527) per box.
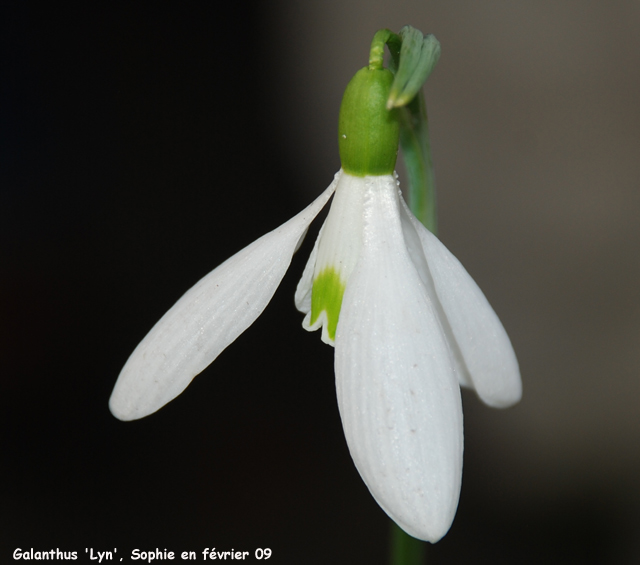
(3, 2, 640, 563)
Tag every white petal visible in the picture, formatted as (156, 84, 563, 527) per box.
(294, 219, 325, 315)
(396, 203, 472, 390)
(109, 177, 338, 421)
(335, 175, 463, 543)
(297, 171, 367, 345)
(312, 172, 366, 281)
(400, 198, 522, 408)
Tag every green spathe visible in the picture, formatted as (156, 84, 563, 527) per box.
(310, 268, 347, 342)
(338, 67, 399, 177)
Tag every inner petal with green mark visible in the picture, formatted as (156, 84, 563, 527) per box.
(310, 268, 347, 343)
(294, 171, 369, 345)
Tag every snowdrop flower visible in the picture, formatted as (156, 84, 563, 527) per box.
(110, 56, 521, 543)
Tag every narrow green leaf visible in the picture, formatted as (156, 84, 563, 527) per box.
(387, 27, 441, 110)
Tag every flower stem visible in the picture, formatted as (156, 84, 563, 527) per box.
(398, 90, 437, 235)
(369, 29, 401, 70)
(390, 522, 426, 565)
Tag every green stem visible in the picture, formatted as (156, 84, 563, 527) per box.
(369, 29, 400, 70)
(399, 90, 437, 235)
(390, 522, 426, 565)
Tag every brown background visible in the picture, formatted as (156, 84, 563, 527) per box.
(2, 2, 639, 563)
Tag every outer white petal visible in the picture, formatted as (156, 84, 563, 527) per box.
(400, 198, 522, 408)
(109, 177, 338, 421)
(335, 175, 463, 543)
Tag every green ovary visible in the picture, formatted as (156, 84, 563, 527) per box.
(310, 268, 347, 342)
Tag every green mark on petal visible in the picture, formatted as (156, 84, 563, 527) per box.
(310, 268, 347, 342)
